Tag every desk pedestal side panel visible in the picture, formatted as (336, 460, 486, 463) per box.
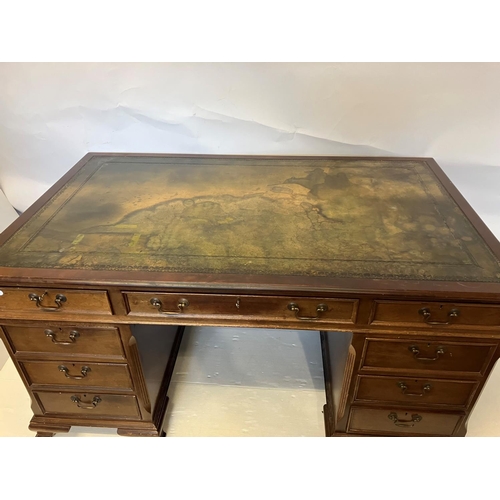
(328, 332, 500, 437)
(320, 331, 354, 435)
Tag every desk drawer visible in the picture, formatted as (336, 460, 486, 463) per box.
(348, 407, 462, 436)
(360, 338, 496, 376)
(20, 361, 133, 390)
(35, 391, 140, 418)
(354, 375, 477, 408)
(370, 300, 500, 329)
(2, 325, 125, 360)
(124, 292, 358, 324)
(0, 287, 112, 316)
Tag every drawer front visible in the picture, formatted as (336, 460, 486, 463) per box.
(124, 292, 358, 324)
(360, 338, 496, 375)
(370, 300, 500, 329)
(2, 325, 125, 359)
(354, 375, 477, 408)
(0, 288, 112, 315)
(21, 361, 133, 390)
(35, 391, 140, 418)
(348, 407, 462, 436)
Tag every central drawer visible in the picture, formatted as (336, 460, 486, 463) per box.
(20, 361, 133, 390)
(124, 292, 359, 324)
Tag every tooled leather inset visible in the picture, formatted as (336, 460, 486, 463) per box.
(0, 157, 499, 282)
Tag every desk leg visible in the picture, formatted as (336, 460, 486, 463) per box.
(117, 425, 160, 437)
(29, 418, 71, 436)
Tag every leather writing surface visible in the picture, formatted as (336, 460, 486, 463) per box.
(0, 156, 499, 282)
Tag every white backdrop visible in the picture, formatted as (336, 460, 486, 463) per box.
(0, 62, 499, 235)
(0, 63, 499, 433)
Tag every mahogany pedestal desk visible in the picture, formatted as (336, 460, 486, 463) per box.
(1, 154, 500, 437)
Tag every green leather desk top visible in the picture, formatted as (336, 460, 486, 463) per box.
(0, 155, 499, 283)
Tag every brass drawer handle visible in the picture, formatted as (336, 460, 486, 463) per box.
(287, 303, 328, 320)
(388, 412, 422, 427)
(71, 395, 101, 409)
(398, 382, 432, 397)
(419, 307, 459, 325)
(409, 345, 445, 361)
(150, 297, 189, 314)
(59, 365, 91, 380)
(29, 291, 67, 311)
(45, 329, 80, 345)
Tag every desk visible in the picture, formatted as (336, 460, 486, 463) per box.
(1, 154, 500, 437)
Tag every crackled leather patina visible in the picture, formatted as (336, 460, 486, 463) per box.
(1, 156, 498, 282)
